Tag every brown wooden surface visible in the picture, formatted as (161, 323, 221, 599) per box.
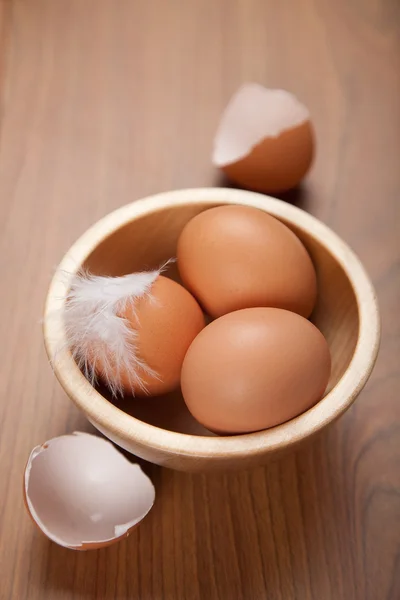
(0, 1, 399, 598)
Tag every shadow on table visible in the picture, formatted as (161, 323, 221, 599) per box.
(213, 172, 312, 211)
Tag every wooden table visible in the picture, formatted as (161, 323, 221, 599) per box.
(1, 1, 399, 598)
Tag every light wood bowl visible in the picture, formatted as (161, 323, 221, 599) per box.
(43, 188, 380, 472)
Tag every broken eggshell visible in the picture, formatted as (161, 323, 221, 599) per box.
(212, 83, 315, 193)
(24, 432, 155, 550)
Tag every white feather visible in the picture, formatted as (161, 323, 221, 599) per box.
(62, 263, 171, 397)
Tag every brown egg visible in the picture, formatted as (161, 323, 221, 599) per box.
(212, 83, 315, 193)
(116, 275, 205, 395)
(181, 308, 331, 434)
(65, 270, 205, 397)
(177, 205, 317, 318)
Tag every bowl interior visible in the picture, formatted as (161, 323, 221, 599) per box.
(80, 202, 360, 437)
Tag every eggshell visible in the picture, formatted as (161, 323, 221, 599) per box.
(24, 433, 155, 550)
(213, 83, 314, 193)
(181, 308, 331, 434)
(65, 271, 205, 397)
(177, 205, 317, 318)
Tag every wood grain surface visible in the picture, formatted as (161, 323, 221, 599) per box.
(0, 1, 399, 598)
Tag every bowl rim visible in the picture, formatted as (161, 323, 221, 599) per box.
(43, 188, 381, 460)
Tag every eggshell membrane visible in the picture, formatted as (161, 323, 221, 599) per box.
(110, 275, 205, 396)
(177, 205, 317, 319)
(24, 433, 155, 550)
(213, 83, 314, 193)
(181, 308, 331, 434)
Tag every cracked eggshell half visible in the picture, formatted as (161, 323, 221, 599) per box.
(23, 433, 155, 550)
(212, 83, 315, 193)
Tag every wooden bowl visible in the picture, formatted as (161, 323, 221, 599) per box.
(43, 188, 380, 472)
